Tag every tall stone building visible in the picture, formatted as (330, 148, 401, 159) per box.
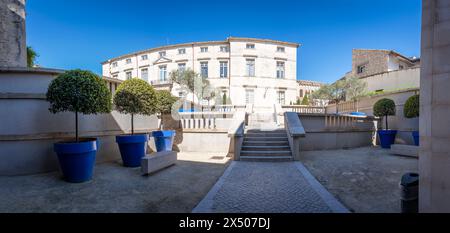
(0, 0, 27, 68)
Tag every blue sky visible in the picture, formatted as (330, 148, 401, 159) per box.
(26, 0, 422, 83)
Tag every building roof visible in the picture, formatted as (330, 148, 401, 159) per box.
(101, 37, 301, 64)
(352, 49, 420, 64)
(297, 80, 324, 87)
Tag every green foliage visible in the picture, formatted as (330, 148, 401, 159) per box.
(301, 95, 310, 106)
(222, 93, 227, 105)
(296, 98, 301, 105)
(113, 78, 157, 115)
(343, 76, 367, 101)
(310, 76, 367, 102)
(156, 90, 178, 114)
(46, 69, 112, 115)
(373, 98, 396, 117)
(404, 94, 420, 118)
(27, 46, 39, 68)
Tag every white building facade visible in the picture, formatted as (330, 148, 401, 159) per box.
(102, 37, 300, 106)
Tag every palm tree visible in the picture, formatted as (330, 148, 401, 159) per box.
(27, 46, 39, 68)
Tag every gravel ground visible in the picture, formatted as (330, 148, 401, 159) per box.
(301, 146, 418, 213)
(0, 152, 230, 213)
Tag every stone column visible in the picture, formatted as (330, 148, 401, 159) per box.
(419, 0, 450, 212)
(0, 0, 26, 68)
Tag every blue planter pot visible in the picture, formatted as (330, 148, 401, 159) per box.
(378, 130, 397, 149)
(412, 131, 419, 146)
(54, 138, 98, 183)
(116, 134, 149, 167)
(152, 130, 175, 152)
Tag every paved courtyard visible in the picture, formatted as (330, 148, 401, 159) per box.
(193, 161, 348, 213)
(0, 152, 229, 213)
(301, 146, 418, 213)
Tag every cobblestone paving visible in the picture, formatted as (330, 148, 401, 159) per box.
(208, 162, 334, 213)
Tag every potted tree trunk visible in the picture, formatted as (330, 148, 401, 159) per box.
(114, 78, 157, 167)
(46, 70, 112, 183)
(404, 94, 420, 146)
(152, 90, 178, 152)
(374, 98, 397, 149)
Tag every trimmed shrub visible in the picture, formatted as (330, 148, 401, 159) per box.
(156, 90, 178, 115)
(301, 95, 310, 106)
(46, 69, 112, 142)
(404, 94, 420, 118)
(113, 78, 157, 134)
(373, 98, 396, 130)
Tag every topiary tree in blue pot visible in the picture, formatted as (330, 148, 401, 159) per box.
(373, 98, 397, 149)
(113, 78, 157, 167)
(152, 90, 179, 152)
(404, 94, 420, 146)
(46, 69, 112, 183)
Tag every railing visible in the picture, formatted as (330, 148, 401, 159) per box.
(282, 105, 326, 115)
(326, 101, 358, 114)
(150, 80, 171, 85)
(324, 114, 377, 131)
(178, 112, 234, 130)
(200, 105, 246, 113)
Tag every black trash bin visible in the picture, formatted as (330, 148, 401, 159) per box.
(400, 173, 419, 213)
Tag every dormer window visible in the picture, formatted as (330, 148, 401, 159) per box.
(159, 51, 166, 57)
(246, 44, 255, 49)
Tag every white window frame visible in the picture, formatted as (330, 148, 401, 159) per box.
(178, 63, 186, 71)
(112, 62, 118, 68)
(159, 51, 166, 57)
(276, 61, 285, 79)
(220, 46, 229, 52)
(200, 47, 208, 53)
(246, 43, 255, 49)
(245, 89, 255, 104)
(141, 68, 148, 82)
(246, 59, 255, 77)
(125, 58, 132, 64)
(125, 71, 132, 80)
(277, 91, 286, 105)
(277, 47, 285, 53)
(200, 62, 208, 78)
(178, 48, 186, 54)
(220, 61, 228, 78)
(141, 55, 148, 60)
(159, 65, 167, 81)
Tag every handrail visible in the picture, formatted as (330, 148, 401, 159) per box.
(285, 112, 306, 137)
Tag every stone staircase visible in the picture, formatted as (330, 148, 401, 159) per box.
(240, 129, 293, 162)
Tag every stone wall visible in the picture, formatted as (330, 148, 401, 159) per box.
(0, 0, 27, 68)
(352, 49, 389, 78)
(419, 0, 450, 212)
(0, 69, 159, 175)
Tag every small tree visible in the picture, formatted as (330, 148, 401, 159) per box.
(404, 94, 420, 119)
(27, 46, 39, 68)
(344, 76, 367, 102)
(170, 69, 209, 110)
(46, 69, 112, 142)
(295, 98, 301, 105)
(155, 90, 178, 129)
(373, 98, 396, 130)
(114, 78, 157, 134)
(301, 95, 310, 106)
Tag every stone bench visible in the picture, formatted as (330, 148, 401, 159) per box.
(390, 144, 419, 158)
(141, 151, 177, 175)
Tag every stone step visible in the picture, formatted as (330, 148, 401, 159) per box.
(244, 136, 288, 141)
(241, 145, 291, 151)
(240, 151, 292, 157)
(245, 133, 287, 137)
(243, 141, 290, 146)
(240, 156, 293, 162)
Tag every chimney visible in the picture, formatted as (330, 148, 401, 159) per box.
(0, 0, 27, 68)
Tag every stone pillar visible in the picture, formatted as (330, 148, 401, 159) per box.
(0, 0, 27, 68)
(419, 0, 450, 212)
